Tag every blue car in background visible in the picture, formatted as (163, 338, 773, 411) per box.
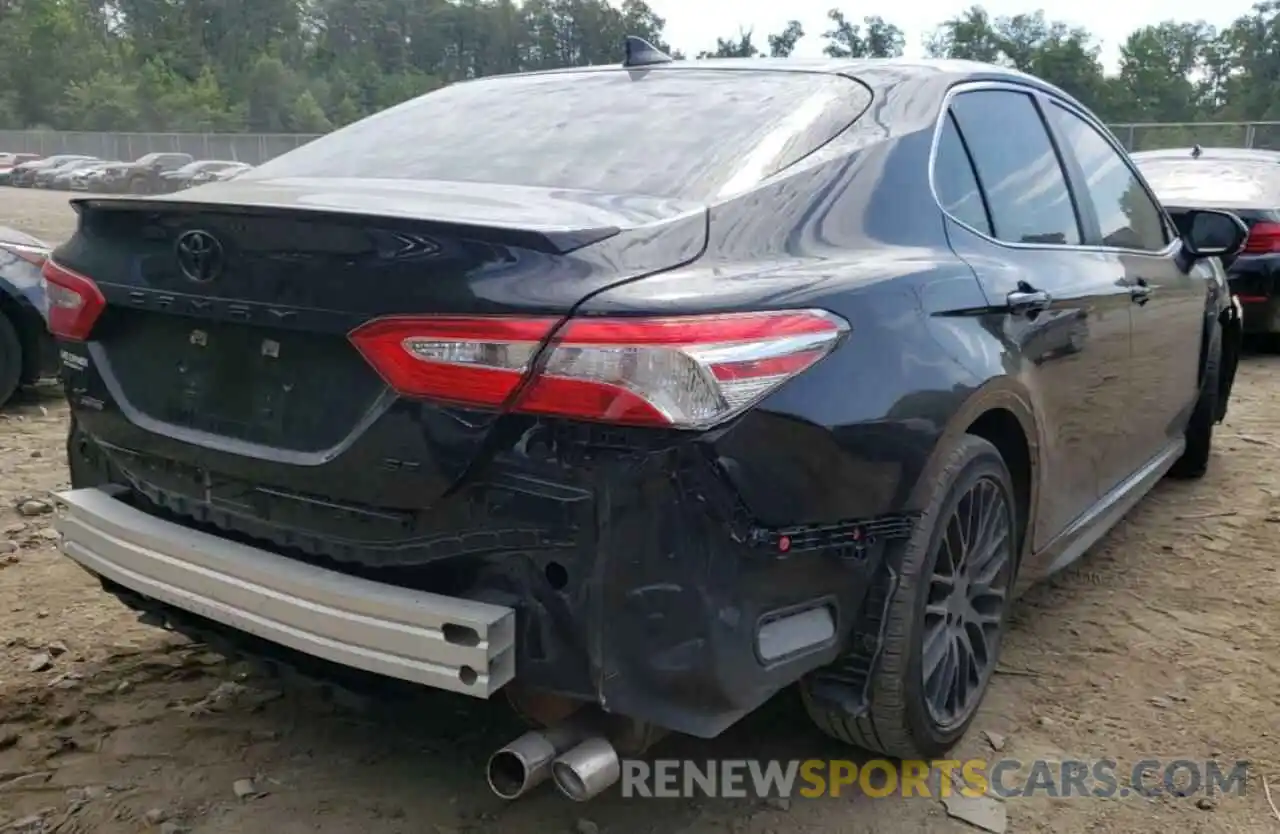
(0, 225, 57, 406)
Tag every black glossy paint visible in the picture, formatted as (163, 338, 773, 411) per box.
(55, 58, 1235, 738)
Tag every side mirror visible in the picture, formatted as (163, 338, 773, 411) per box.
(1181, 209, 1248, 268)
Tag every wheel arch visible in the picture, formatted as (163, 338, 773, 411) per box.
(1216, 299, 1241, 422)
(907, 377, 1043, 570)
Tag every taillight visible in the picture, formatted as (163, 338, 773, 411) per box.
(349, 309, 848, 428)
(1243, 221, 1280, 254)
(349, 316, 559, 408)
(0, 242, 49, 267)
(40, 259, 106, 340)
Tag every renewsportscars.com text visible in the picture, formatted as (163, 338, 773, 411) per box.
(619, 758, 1249, 799)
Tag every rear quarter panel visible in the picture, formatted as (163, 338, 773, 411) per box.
(575, 107, 1037, 529)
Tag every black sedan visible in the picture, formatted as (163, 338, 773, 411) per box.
(1133, 147, 1280, 338)
(0, 226, 56, 405)
(44, 47, 1244, 788)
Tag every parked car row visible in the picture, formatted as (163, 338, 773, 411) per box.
(0, 151, 253, 193)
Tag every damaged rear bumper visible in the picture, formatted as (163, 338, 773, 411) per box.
(52, 486, 516, 697)
(60, 411, 921, 738)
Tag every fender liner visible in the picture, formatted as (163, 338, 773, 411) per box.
(1216, 299, 1242, 423)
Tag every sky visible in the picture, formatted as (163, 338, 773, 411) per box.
(642, 0, 1261, 72)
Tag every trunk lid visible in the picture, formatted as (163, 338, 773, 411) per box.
(57, 179, 706, 507)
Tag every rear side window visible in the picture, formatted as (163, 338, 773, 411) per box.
(246, 70, 871, 201)
(934, 113, 991, 234)
(1045, 103, 1168, 251)
(949, 90, 1081, 246)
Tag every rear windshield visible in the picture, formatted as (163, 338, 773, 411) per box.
(246, 69, 871, 201)
(1135, 158, 1280, 207)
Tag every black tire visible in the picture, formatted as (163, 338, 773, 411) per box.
(1217, 311, 1242, 422)
(801, 435, 1018, 759)
(1169, 323, 1221, 480)
(129, 176, 148, 194)
(0, 312, 23, 407)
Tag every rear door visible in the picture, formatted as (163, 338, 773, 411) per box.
(1041, 99, 1207, 482)
(936, 85, 1135, 550)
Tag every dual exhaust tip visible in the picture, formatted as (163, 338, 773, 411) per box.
(487, 722, 622, 802)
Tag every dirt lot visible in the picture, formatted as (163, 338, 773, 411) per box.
(0, 188, 1277, 833)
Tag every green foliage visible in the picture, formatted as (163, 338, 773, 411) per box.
(823, 11, 904, 58)
(767, 21, 805, 58)
(0, 0, 1277, 133)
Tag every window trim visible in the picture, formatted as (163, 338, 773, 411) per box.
(1041, 98, 1176, 253)
(937, 110, 995, 237)
(928, 80, 1181, 258)
(931, 82, 1086, 249)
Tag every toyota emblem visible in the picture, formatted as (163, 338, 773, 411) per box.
(175, 230, 224, 283)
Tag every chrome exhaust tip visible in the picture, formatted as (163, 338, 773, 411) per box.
(486, 730, 559, 800)
(551, 736, 621, 802)
(487, 716, 595, 800)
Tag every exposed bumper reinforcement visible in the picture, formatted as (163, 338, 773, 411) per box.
(51, 487, 516, 697)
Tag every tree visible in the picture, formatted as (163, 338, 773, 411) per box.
(700, 28, 759, 58)
(822, 10, 904, 59)
(925, 6, 1006, 63)
(0, 0, 1278, 135)
(1217, 1, 1280, 120)
(926, 8, 1109, 113)
(768, 20, 804, 57)
(1114, 22, 1216, 122)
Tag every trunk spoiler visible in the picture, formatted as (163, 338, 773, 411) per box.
(70, 177, 705, 256)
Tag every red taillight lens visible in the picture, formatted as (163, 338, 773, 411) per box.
(40, 259, 106, 340)
(348, 316, 559, 408)
(0, 241, 48, 267)
(1243, 221, 1280, 254)
(349, 310, 849, 428)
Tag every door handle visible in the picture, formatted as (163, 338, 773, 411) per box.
(1130, 278, 1153, 305)
(1007, 282, 1052, 315)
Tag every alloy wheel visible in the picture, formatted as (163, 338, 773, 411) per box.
(921, 475, 1014, 729)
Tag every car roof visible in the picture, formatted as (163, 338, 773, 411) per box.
(1131, 147, 1280, 162)
(474, 56, 1073, 103)
(1133, 153, 1280, 209)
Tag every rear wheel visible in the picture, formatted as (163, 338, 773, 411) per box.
(128, 176, 148, 194)
(0, 312, 22, 407)
(802, 435, 1017, 759)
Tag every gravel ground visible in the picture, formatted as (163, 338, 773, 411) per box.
(0, 188, 1277, 834)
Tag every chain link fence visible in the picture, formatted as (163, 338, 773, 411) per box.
(0, 130, 322, 165)
(1110, 122, 1280, 152)
(5, 122, 1280, 167)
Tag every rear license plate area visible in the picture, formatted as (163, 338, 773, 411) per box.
(104, 311, 383, 451)
(170, 325, 291, 438)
